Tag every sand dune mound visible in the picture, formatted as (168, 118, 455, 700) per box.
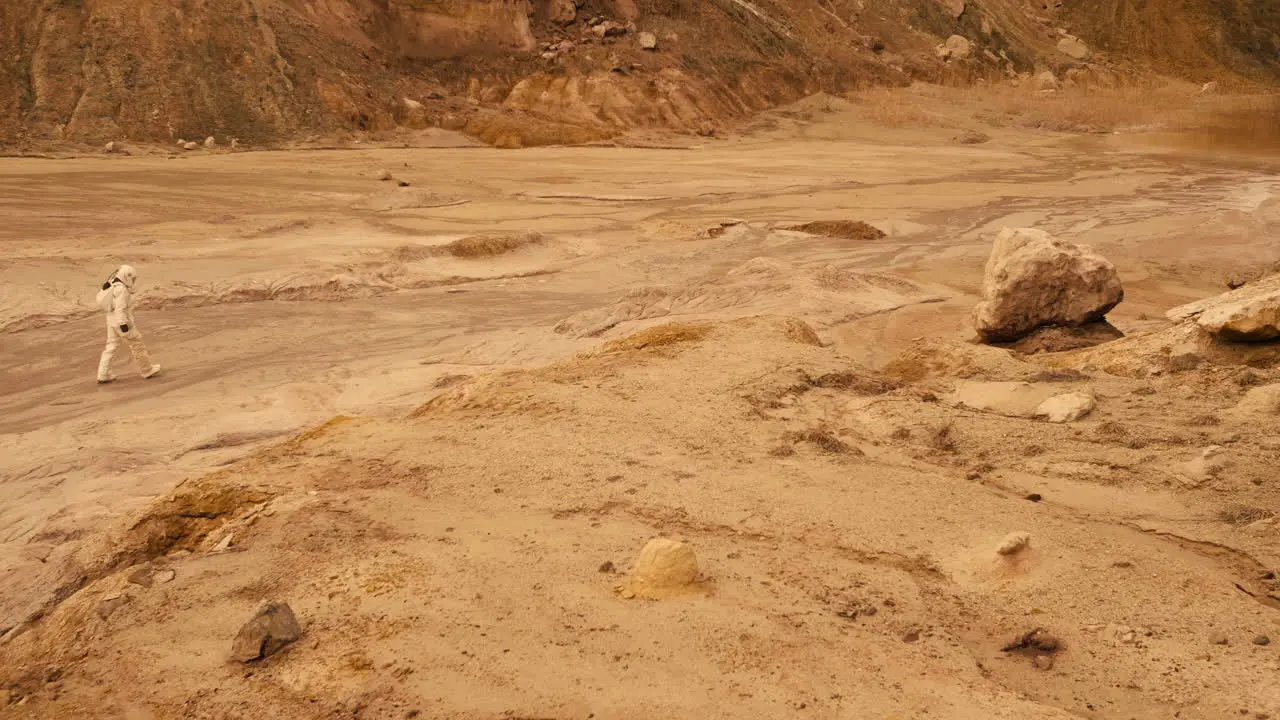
(555, 257, 944, 338)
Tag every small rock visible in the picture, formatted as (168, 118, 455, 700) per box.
(376, 169, 392, 181)
(103, 141, 117, 153)
(549, 0, 576, 25)
(1036, 71, 1060, 91)
(598, 561, 616, 573)
(1056, 35, 1091, 60)
(398, 180, 411, 187)
(1035, 392, 1096, 423)
(1254, 635, 1271, 646)
(1033, 654, 1055, 670)
(1025, 493, 1042, 502)
(230, 602, 303, 662)
(1209, 630, 1229, 645)
(204, 136, 216, 148)
(638, 32, 658, 50)
(616, 538, 698, 599)
(593, 21, 627, 38)
(902, 628, 921, 643)
(996, 531, 1031, 556)
(937, 34, 973, 60)
(953, 130, 991, 145)
(1199, 81, 1219, 95)
(212, 534, 234, 553)
(155, 568, 176, 584)
(230, 138, 240, 150)
(176, 139, 186, 146)
(127, 567, 154, 588)
(183, 141, 199, 151)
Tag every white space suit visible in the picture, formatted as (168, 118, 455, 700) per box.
(96, 265, 161, 383)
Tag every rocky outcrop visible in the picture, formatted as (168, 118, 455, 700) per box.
(1167, 273, 1280, 342)
(974, 228, 1124, 343)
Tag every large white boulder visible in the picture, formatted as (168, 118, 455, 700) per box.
(974, 228, 1124, 342)
(1167, 273, 1280, 342)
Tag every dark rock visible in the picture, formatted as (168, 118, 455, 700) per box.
(231, 602, 303, 662)
(1254, 635, 1271, 646)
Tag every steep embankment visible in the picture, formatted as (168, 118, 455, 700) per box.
(0, 0, 1277, 148)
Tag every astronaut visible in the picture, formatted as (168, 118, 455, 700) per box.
(95, 265, 161, 383)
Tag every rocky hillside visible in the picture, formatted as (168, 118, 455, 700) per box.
(0, 0, 1276, 149)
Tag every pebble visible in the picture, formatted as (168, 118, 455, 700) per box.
(1033, 654, 1054, 670)
(1253, 635, 1271, 646)
(996, 531, 1031, 556)
(598, 561, 615, 573)
(1025, 493, 1042, 502)
(902, 629, 921, 643)
(376, 169, 392, 181)
(1209, 630, 1229, 645)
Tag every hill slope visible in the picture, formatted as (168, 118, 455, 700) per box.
(2, 0, 1278, 149)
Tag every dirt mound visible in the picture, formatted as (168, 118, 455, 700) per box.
(555, 256, 944, 338)
(784, 220, 886, 240)
(443, 231, 545, 259)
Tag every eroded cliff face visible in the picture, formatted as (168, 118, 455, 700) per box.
(0, 0, 1276, 148)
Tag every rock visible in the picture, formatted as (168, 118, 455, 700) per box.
(593, 21, 627, 38)
(1167, 273, 1280, 342)
(940, 0, 966, 19)
(103, 141, 116, 153)
(127, 567, 154, 588)
(902, 628, 921, 642)
(155, 568, 176, 584)
(953, 130, 991, 145)
(1254, 635, 1271, 646)
(183, 141, 199, 151)
(1036, 71, 1060, 91)
(1209, 630, 1229, 645)
(1057, 35, 1091, 60)
(996, 531, 1031, 556)
(617, 538, 698, 599)
(212, 533, 234, 553)
(549, 0, 576, 25)
(176, 139, 186, 146)
(230, 602, 303, 662)
(1199, 81, 1219, 95)
(230, 138, 240, 150)
(1179, 446, 1229, 487)
(1035, 392, 1096, 423)
(376, 169, 392, 182)
(96, 594, 130, 620)
(938, 34, 973, 60)
(1234, 384, 1280, 417)
(1033, 654, 1055, 670)
(598, 560, 616, 573)
(204, 136, 216, 148)
(1005, 321, 1123, 354)
(638, 31, 658, 51)
(973, 228, 1124, 342)
(19, 543, 53, 563)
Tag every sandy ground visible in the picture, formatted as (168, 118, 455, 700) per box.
(1, 103, 1279, 719)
